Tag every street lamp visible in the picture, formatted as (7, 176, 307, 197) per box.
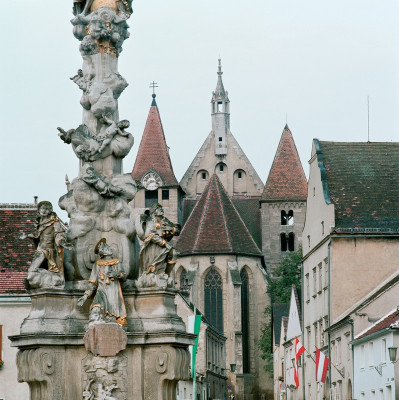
(388, 347, 398, 363)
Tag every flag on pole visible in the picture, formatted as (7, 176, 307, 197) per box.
(294, 338, 305, 388)
(315, 347, 329, 383)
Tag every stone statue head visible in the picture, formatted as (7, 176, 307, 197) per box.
(94, 238, 113, 258)
(37, 201, 53, 217)
(118, 120, 130, 129)
(149, 203, 163, 216)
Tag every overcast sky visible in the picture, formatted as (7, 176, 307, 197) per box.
(1, 1, 398, 218)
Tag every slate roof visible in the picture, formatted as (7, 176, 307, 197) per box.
(317, 141, 399, 229)
(262, 125, 307, 201)
(272, 303, 290, 345)
(181, 198, 262, 249)
(355, 308, 399, 341)
(176, 174, 262, 257)
(0, 204, 36, 293)
(131, 95, 179, 187)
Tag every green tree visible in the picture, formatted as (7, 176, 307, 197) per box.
(258, 247, 302, 376)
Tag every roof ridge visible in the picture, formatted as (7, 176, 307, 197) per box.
(215, 176, 232, 251)
(192, 178, 214, 251)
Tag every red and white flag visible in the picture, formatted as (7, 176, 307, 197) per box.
(315, 347, 329, 383)
(294, 338, 305, 388)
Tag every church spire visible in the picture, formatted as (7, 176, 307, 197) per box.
(211, 59, 230, 156)
(131, 94, 178, 186)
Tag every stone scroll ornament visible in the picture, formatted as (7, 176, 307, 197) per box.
(19, 201, 72, 289)
(56, 0, 137, 284)
(135, 203, 181, 288)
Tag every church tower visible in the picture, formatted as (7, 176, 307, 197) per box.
(180, 60, 264, 198)
(131, 94, 182, 223)
(260, 125, 307, 274)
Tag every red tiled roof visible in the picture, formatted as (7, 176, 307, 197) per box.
(262, 125, 307, 201)
(356, 309, 399, 340)
(0, 204, 37, 293)
(131, 96, 179, 186)
(176, 174, 261, 257)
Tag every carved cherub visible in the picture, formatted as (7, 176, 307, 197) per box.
(82, 166, 123, 197)
(97, 114, 130, 153)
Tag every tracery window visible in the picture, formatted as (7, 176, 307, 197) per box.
(240, 269, 250, 373)
(204, 269, 223, 332)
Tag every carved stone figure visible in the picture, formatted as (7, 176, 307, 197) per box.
(20, 201, 71, 289)
(98, 115, 130, 152)
(82, 353, 127, 400)
(73, 0, 133, 18)
(71, 6, 131, 56)
(82, 166, 124, 197)
(78, 238, 127, 326)
(136, 203, 180, 278)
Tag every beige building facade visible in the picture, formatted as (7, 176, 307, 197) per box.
(302, 140, 399, 399)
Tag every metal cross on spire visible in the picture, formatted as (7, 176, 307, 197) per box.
(149, 81, 158, 94)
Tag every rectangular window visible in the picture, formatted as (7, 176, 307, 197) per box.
(318, 263, 322, 293)
(312, 267, 317, 297)
(219, 164, 224, 172)
(360, 345, 365, 368)
(202, 172, 207, 180)
(381, 339, 386, 363)
(371, 390, 375, 400)
(145, 190, 158, 208)
(162, 189, 169, 200)
(324, 260, 328, 289)
(336, 338, 341, 364)
(218, 137, 222, 142)
(306, 274, 310, 301)
(369, 342, 374, 366)
(314, 323, 319, 348)
(238, 171, 242, 179)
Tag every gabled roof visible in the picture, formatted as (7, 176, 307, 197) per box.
(262, 125, 307, 201)
(0, 203, 36, 293)
(316, 141, 399, 229)
(273, 303, 290, 346)
(286, 284, 302, 341)
(354, 308, 399, 341)
(176, 174, 262, 257)
(131, 95, 179, 186)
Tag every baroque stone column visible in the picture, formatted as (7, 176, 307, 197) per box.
(10, 2, 194, 399)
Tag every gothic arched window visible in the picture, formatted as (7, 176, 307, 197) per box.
(204, 269, 223, 332)
(179, 268, 187, 290)
(240, 268, 250, 373)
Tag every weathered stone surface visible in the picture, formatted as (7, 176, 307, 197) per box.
(84, 323, 127, 356)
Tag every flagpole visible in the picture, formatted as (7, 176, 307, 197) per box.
(303, 346, 344, 379)
(193, 305, 197, 400)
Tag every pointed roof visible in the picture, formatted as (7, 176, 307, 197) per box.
(262, 125, 307, 201)
(176, 174, 262, 257)
(211, 59, 229, 104)
(131, 95, 179, 186)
